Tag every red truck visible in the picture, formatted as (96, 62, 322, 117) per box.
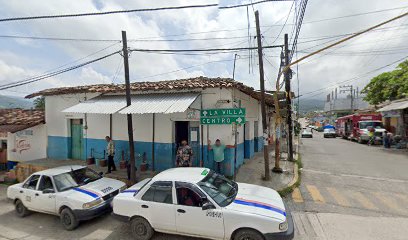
(336, 114, 385, 143)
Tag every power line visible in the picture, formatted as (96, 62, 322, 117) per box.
(299, 54, 408, 98)
(129, 45, 283, 53)
(0, 51, 120, 90)
(0, 3, 219, 22)
(220, 0, 292, 9)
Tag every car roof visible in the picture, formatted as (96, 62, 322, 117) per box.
(151, 167, 210, 183)
(31, 165, 86, 176)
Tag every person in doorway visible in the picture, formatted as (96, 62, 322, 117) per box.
(176, 140, 193, 167)
(105, 136, 117, 173)
(208, 139, 226, 174)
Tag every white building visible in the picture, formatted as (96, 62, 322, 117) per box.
(27, 77, 274, 177)
(0, 109, 47, 169)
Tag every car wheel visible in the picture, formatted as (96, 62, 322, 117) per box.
(60, 208, 79, 231)
(130, 217, 154, 240)
(233, 229, 264, 240)
(15, 200, 29, 217)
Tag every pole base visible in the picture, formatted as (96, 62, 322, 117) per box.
(272, 167, 283, 173)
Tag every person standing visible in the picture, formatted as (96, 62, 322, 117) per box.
(367, 127, 375, 146)
(105, 136, 117, 173)
(176, 140, 193, 167)
(208, 139, 226, 174)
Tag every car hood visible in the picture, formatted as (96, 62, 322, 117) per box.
(225, 182, 286, 221)
(65, 177, 125, 201)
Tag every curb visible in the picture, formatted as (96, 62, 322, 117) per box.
(277, 153, 301, 197)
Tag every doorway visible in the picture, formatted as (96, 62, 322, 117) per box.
(71, 119, 83, 160)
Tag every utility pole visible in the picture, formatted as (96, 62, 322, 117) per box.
(340, 85, 353, 114)
(232, 54, 238, 80)
(284, 33, 294, 162)
(255, 11, 270, 181)
(122, 30, 136, 184)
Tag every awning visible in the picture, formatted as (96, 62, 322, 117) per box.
(119, 93, 199, 114)
(62, 93, 199, 115)
(62, 95, 127, 114)
(377, 99, 408, 112)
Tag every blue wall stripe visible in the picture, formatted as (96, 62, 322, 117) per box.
(73, 188, 99, 199)
(122, 190, 138, 193)
(233, 199, 286, 217)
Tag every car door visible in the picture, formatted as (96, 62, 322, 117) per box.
(175, 182, 224, 239)
(139, 181, 176, 232)
(34, 175, 57, 213)
(21, 174, 41, 209)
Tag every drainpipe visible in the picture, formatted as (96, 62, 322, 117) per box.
(152, 113, 155, 171)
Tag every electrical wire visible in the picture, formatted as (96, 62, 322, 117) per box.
(220, 0, 292, 9)
(0, 3, 219, 22)
(0, 51, 120, 90)
(129, 45, 282, 53)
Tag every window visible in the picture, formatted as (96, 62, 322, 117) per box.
(176, 182, 206, 207)
(38, 176, 54, 191)
(23, 175, 40, 190)
(198, 170, 238, 207)
(141, 181, 173, 204)
(53, 173, 78, 192)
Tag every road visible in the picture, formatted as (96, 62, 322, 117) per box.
(288, 130, 408, 240)
(0, 131, 407, 240)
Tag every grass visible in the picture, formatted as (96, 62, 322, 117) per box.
(278, 154, 302, 197)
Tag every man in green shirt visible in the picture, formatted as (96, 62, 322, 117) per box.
(208, 139, 226, 173)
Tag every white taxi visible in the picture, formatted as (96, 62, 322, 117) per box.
(7, 165, 126, 230)
(112, 168, 294, 240)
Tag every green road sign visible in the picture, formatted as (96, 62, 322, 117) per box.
(200, 108, 245, 118)
(201, 116, 246, 125)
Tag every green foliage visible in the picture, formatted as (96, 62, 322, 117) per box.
(33, 97, 45, 109)
(362, 60, 408, 105)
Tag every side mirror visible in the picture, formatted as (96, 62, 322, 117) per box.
(42, 188, 55, 194)
(202, 201, 216, 210)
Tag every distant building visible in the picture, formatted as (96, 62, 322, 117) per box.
(324, 97, 370, 117)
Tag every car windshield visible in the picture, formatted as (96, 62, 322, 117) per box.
(53, 167, 101, 192)
(324, 129, 335, 133)
(359, 121, 383, 129)
(198, 170, 238, 207)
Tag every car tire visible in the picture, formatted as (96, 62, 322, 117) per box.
(60, 208, 79, 231)
(130, 217, 154, 240)
(15, 200, 29, 217)
(233, 229, 264, 240)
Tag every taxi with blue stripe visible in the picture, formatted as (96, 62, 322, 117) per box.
(7, 165, 126, 230)
(112, 167, 294, 240)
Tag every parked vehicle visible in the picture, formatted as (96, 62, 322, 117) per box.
(323, 128, 336, 138)
(112, 168, 294, 240)
(335, 114, 385, 143)
(7, 165, 127, 230)
(302, 129, 313, 138)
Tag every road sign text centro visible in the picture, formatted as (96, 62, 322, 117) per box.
(200, 108, 246, 125)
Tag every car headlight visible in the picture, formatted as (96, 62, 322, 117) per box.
(279, 221, 288, 231)
(119, 185, 127, 192)
(83, 198, 103, 209)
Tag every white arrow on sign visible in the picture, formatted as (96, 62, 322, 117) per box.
(236, 117, 242, 124)
(202, 110, 208, 117)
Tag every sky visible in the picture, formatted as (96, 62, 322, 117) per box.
(0, 0, 407, 101)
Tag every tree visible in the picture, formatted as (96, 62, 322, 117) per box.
(33, 96, 45, 109)
(362, 60, 408, 105)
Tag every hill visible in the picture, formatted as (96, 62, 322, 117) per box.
(298, 98, 325, 113)
(0, 95, 33, 109)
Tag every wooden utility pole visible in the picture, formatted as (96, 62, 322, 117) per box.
(255, 11, 270, 181)
(122, 30, 136, 184)
(284, 33, 294, 162)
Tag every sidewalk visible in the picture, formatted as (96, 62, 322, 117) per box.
(235, 144, 296, 191)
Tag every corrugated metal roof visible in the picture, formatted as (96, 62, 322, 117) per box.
(377, 99, 408, 112)
(119, 93, 199, 114)
(62, 93, 199, 114)
(62, 95, 127, 114)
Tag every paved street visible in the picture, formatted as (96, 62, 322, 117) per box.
(288, 131, 408, 240)
(0, 132, 407, 239)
